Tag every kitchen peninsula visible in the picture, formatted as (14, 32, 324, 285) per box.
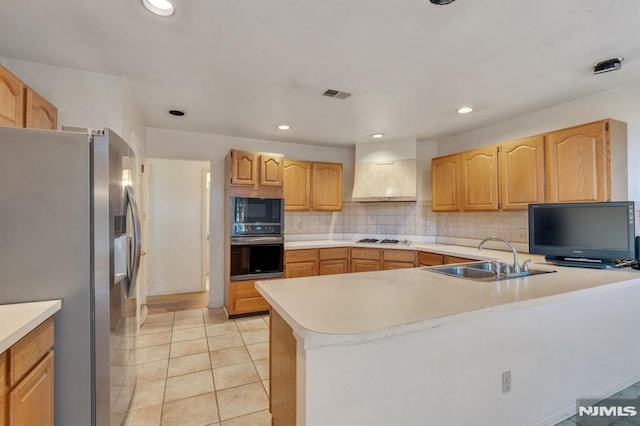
(256, 257, 640, 425)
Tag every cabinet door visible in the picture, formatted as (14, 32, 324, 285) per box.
(351, 259, 380, 273)
(0, 351, 5, 426)
(285, 261, 317, 278)
(461, 146, 499, 211)
(383, 261, 415, 270)
(228, 280, 269, 316)
(418, 251, 444, 266)
(431, 154, 461, 211)
(443, 255, 475, 264)
(9, 351, 54, 426)
(24, 88, 57, 130)
(230, 151, 258, 185)
(0, 65, 24, 128)
(546, 121, 607, 202)
(260, 154, 283, 187)
(318, 259, 349, 275)
(500, 136, 545, 210)
(312, 162, 343, 211)
(283, 160, 311, 211)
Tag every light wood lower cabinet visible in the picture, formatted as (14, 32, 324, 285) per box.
(0, 351, 6, 426)
(1, 317, 55, 426)
(228, 280, 270, 316)
(443, 255, 476, 264)
(9, 352, 54, 426)
(382, 249, 416, 270)
(350, 248, 381, 272)
(318, 247, 349, 275)
(418, 251, 444, 267)
(269, 309, 296, 425)
(285, 249, 318, 278)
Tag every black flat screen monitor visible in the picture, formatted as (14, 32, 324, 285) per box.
(528, 202, 636, 267)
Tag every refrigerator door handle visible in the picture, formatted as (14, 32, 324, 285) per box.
(125, 186, 142, 298)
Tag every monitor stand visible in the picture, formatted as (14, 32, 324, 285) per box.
(545, 256, 615, 269)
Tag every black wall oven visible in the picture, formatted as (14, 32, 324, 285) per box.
(230, 236, 284, 281)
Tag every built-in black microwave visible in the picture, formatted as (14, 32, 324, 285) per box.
(231, 196, 284, 236)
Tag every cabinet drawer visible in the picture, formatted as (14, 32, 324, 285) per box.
(285, 249, 317, 263)
(0, 351, 6, 397)
(318, 247, 348, 260)
(233, 280, 260, 299)
(351, 248, 381, 260)
(383, 249, 415, 263)
(443, 255, 475, 264)
(383, 261, 415, 270)
(9, 318, 53, 387)
(235, 296, 270, 314)
(418, 251, 444, 266)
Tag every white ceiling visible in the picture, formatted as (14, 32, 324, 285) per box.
(2, 0, 639, 146)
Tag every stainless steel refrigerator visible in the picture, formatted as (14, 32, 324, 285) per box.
(0, 126, 142, 425)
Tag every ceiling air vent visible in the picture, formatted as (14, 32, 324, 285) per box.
(322, 88, 352, 100)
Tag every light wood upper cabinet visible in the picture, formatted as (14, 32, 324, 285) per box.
(230, 150, 258, 186)
(24, 88, 57, 130)
(545, 119, 627, 203)
(283, 160, 312, 211)
(499, 136, 545, 210)
(0, 65, 25, 128)
(283, 160, 342, 211)
(229, 150, 284, 188)
(260, 154, 283, 186)
(461, 145, 499, 211)
(431, 153, 461, 212)
(312, 162, 343, 211)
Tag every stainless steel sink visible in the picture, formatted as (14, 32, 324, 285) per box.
(425, 261, 555, 282)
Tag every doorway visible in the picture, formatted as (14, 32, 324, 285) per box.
(147, 158, 211, 297)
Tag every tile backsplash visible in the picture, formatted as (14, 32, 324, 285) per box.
(285, 201, 531, 243)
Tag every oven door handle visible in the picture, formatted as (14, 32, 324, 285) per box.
(230, 236, 284, 245)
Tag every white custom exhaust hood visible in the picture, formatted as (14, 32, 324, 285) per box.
(351, 138, 417, 202)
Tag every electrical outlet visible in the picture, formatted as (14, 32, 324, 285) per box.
(502, 371, 512, 393)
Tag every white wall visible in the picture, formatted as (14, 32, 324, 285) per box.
(1, 58, 148, 151)
(147, 158, 210, 296)
(147, 128, 354, 307)
(435, 82, 640, 201)
(302, 282, 640, 425)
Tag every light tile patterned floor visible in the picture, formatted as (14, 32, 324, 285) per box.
(125, 308, 271, 426)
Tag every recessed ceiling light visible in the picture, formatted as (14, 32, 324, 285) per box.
(142, 0, 175, 16)
(169, 109, 185, 116)
(457, 107, 474, 114)
(371, 133, 385, 139)
(277, 125, 291, 130)
(430, 0, 456, 4)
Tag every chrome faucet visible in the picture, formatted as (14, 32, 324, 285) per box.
(478, 237, 521, 274)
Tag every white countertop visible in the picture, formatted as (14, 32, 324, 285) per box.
(0, 300, 62, 354)
(259, 242, 640, 347)
(284, 239, 546, 264)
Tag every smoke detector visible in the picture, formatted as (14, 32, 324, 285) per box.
(593, 57, 623, 74)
